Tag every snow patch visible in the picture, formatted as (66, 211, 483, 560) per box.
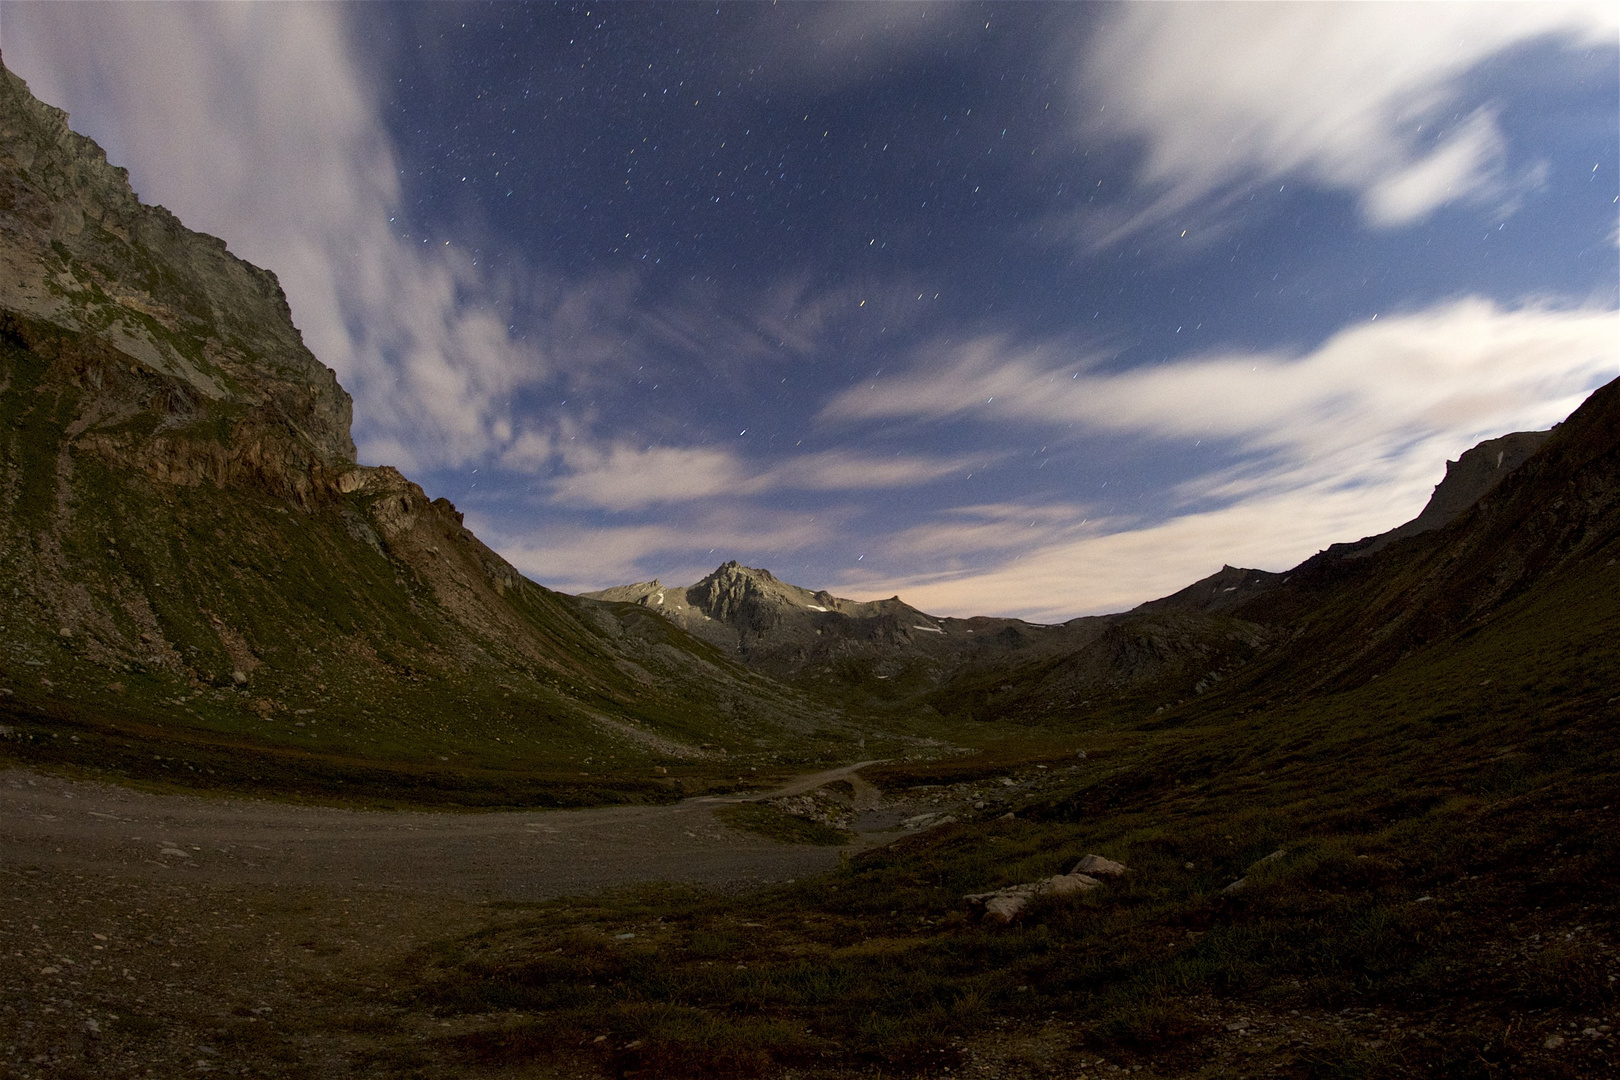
(912, 625, 945, 634)
(805, 604, 828, 612)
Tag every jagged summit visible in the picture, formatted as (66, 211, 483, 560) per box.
(583, 561, 928, 639)
(1356, 428, 1552, 555)
(582, 563, 973, 686)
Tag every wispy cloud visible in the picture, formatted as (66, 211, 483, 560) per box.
(759, 449, 976, 494)
(1073, 3, 1617, 245)
(748, 2, 972, 88)
(827, 299, 1618, 619)
(473, 511, 831, 595)
(548, 442, 746, 511)
(542, 440, 978, 512)
(840, 479, 1434, 623)
(826, 299, 1617, 469)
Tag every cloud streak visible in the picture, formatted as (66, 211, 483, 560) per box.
(544, 441, 979, 512)
(1075, 3, 1617, 243)
(827, 299, 1618, 619)
(826, 299, 1617, 470)
(474, 511, 832, 596)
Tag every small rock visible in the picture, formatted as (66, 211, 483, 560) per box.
(1544, 1034, 1565, 1049)
(999, 776, 1017, 786)
(1071, 854, 1128, 878)
(984, 892, 1030, 922)
(1075, 750, 1087, 758)
(1184, 862, 1196, 871)
(973, 800, 985, 810)
(966, 872, 1100, 922)
(999, 812, 1016, 820)
(1045, 872, 1101, 896)
(1222, 877, 1248, 894)
(58, 626, 73, 639)
(39, 966, 59, 975)
(83, 1018, 100, 1035)
(231, 670, 248, 685)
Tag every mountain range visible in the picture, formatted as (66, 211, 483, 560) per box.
(584, 421, 1567, 716)
(1, 50, 1616, 812)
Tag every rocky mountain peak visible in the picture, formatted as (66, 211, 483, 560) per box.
(688, 562, 789, 629)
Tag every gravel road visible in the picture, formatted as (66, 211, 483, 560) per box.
(0, 763, 890, 901)
(1, 762, 939, 1078)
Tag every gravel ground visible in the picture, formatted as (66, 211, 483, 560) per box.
(0, 764, 894, 1079)
(0, 766, 879, 902)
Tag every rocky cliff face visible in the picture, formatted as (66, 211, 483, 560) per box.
(0, 59, 354, 472)
(1358, 428, 1552, 554)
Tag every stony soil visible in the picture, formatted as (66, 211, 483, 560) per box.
(0, 764, 886, 1079)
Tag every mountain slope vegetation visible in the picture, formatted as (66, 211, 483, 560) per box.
(0, 57, 849, 805)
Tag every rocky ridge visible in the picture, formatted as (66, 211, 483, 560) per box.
(0, 58, 353, 477)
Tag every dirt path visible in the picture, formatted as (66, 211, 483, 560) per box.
(0, 765, 894, 902)
(735, 759, 886, 808)
(0, 762, 946, 1079)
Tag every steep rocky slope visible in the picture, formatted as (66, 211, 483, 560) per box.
(942, 386, 1616, 722)
(0, 57, 842, 802)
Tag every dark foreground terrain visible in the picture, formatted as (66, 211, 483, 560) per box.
(5, 546, 1618, 1077)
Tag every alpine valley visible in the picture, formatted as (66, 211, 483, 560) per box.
(2, 54, 1618, 1080)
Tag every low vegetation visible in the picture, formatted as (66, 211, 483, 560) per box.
(382, 554, 1620, 1077)
(715, 802, 856, 846)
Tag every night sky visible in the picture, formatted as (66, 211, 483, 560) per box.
(6, 3, 1617, 619)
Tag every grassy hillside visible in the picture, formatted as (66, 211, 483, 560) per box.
(0, 312, 857, 805)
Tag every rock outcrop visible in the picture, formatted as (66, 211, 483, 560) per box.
(964, 855, 1127, 922)
(0, 57, 354, 468)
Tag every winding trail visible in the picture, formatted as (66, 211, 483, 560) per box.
(0, 763, 891, 902)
